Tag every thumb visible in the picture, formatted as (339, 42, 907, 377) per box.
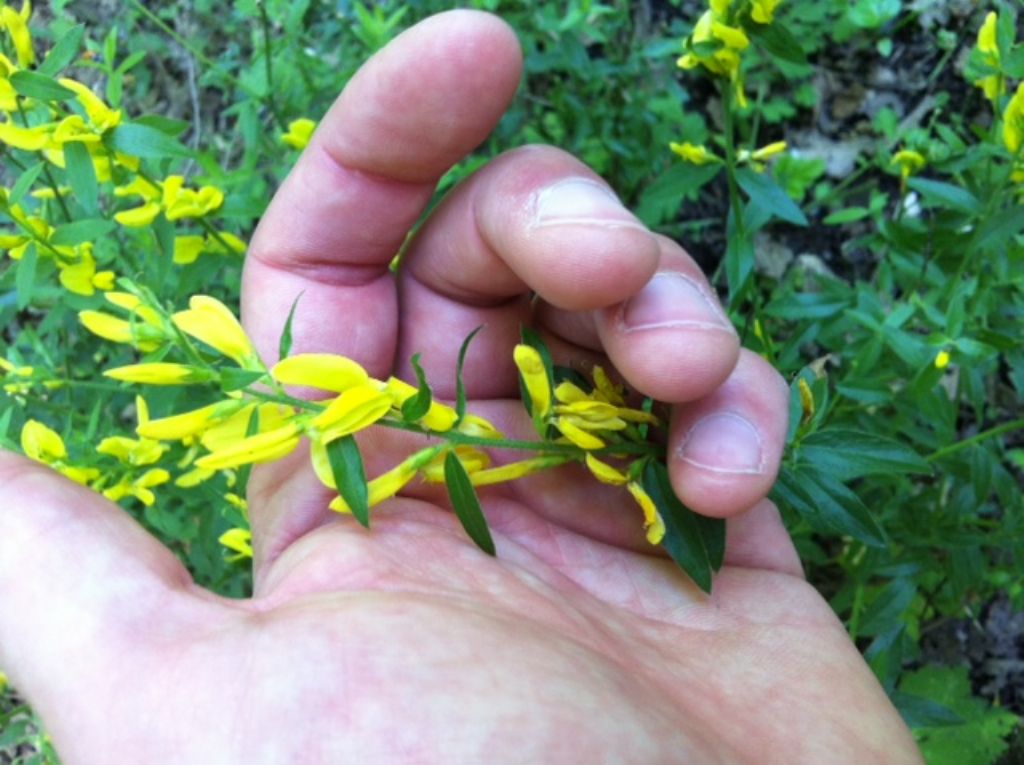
(0, 452, 205, 735)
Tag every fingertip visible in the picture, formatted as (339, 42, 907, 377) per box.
(596, 244, 740, 402)
(668, 350, 789, 518)
(329, 10, 523, 183)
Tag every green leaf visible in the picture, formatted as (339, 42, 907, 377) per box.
(735, 167, 809, 226)
(9, 70, 76, 101)
(8, 161, 44, 206)
(15, 245, 37, 310)
(444, 451, 495, 556)
(636, 163, 721, 226)
(401, 353, 433, 422)
(799, 429, 932, 480)
(326, 436, 370, 528)
(772, 466, 887, 548)
(38, 24, 86, 76)
(50, 218, 116, 247)
(899, 666, 1019, 764)
(219, 368, 265, 393)
(106, 122, 193, 159)
(641, 461, 723, 593)
(823, 206, 870, 225)
(64, 141, 99, 216)
(906, 177, 982, 215)
(890, 692, 963, 729)
(133, 114, 190, 137)
(747, 20, 807, 65)
(455, 326, 484, 423)
(974, 205, 1024, 252)
(278, 291, 303, 360)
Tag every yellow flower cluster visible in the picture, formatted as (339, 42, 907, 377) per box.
(0, 2, 241, 296)
(975, 11, 1002, 103)
(281, 118, 316, 150)
(677, 0, 781, 109)
(513, 345, 666, 544)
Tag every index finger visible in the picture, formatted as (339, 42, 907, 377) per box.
(241, 11, 522, 376)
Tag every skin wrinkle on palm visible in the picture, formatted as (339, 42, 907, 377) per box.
(0, 9, 925, 764)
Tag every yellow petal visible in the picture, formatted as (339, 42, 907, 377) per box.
(172, 295, 258, 366)
(272, 353, 369, 393)
(0, 121, 50, 151)
(513, 344, 551, 419)
(281, 117, 317, 149)
(2, 2, 34, 68)
(627, 482, 666, 545)
(59, 260, 96, 296)
(104, 362, 207, 385)
(114, 201, 161, 227)
(173, 235, 205, 265)
(21, 419, 66, 462)
(584, 454, 629, 485)
(199, 403, 293, 452)
(312, 384, 393, 438)
(58, 77, 121, 131)
(556, 417, 605, 450)
(469, 456, 567, 486)
(195, 422, 302, 470)
(138, 400, 244, 441)
(219, 528, 253, 558)
(421, 446, 491, 482)
(978, 11, 999, 57)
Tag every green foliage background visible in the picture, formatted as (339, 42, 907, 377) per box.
(1, 0, 1021, 761)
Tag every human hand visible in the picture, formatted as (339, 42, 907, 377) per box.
(0, 11, 922, 763)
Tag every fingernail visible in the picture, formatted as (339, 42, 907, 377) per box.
(678, 413, 764, 474)
(533, 178, 643, 229)
(620, 272, 733, 332)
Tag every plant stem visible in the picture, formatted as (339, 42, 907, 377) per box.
(926, 418, 1024, 462)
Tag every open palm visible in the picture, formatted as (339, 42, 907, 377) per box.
(0, 11, 921, 764)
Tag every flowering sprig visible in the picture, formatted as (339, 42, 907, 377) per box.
(56, 287, 726, 592)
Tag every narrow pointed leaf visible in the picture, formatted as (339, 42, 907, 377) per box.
(64, 141, 99, 216)
(444, 451, 495, 555)
(39, 24, 86, 76)
(642, 461, 720, 593)
(454, 326, 484, 423)
(327, 436, 370, 528)
(278, 291, 303, 360)
(401, 353, 433, 422)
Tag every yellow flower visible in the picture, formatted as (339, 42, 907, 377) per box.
(138, 399, 245, 441)
(468, 456, 569, 486)
(104, 362, 209, 385)
(199, 403, 294, 452)
(161, 175, 224, 220)
(555, 417, 605, 450)
(326, 449, 433, 513)
(977, 11, 999, 58)
(173, 235, 205, 265)
(97, 435, 167, 466)
(219, 528, 253, 560)
(172, 295, 259, 367)
(271, 353, 370, 393)
(751, 141, 787, 161)
(1, 2, 34, 68)
(456, 413, 504, 440)
(311, 384, 393, 441)
(21, 419, 66, 463)
(750, 0, 782, 24)
(58, 78, 122, 132)
(627, 482, 666, 545)
(421, 446, 491, 482)
(281, 118, 316, 150)
(102, 468, 170, 506)
(0, 120, 49, 151)
(584, 454, 629, 485)
(798, 378, 815, 422)
(891, 149, 926, 180)
(114, 201, 161, 227)
(79, 310, 159, 352)
(513, 344, 551, 420)
(669, 141, 721, 165)
(1003, 83, 1024, 155)
(196, 422, 302, 471)
(57, 249, 115, 297)
(934, 350, 951, 370)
